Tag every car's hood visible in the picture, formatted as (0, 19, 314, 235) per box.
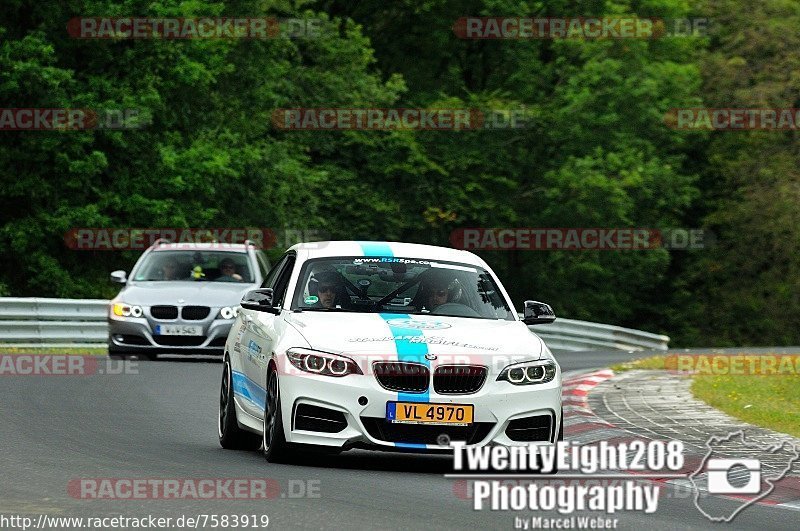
(283, 312, 543, 362)
(116, 281, 253, 306)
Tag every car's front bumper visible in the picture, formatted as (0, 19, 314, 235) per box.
(108, 314, 235, 354)
(272, 366, 561, 452)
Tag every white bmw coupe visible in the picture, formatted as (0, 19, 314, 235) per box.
(218, 241, 562, 461)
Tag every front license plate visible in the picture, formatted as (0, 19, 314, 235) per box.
(386, 402, 473, 426)
(154, 324, 202, 336)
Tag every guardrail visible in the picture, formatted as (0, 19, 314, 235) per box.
(0, 298, 109, 348)
(532, 318, 670, 352)
(0, 297, 669, 351)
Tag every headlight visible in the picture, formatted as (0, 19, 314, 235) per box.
(497, 359, 557, 385)
(111, 302, 143, 318)
(286, 348, 362, 377)
(219, 306, 238, 319)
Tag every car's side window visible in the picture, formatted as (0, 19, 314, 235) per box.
(271, 255, 296, 308)
(261, 255, 288, 289)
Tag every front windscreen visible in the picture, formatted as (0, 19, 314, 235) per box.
(132, 250, 253, 283)
(292, 256, 514, 320)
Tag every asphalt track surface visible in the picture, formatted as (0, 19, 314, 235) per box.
(0, 349, 798, 530)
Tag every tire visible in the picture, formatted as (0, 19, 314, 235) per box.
(262, 365, 297, 462)
(218, 355, 261, 450)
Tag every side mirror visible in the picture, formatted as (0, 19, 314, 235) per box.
(110, 270, 127, 284)
(523, 300, 556, 325)
(241, 288, 279, 314)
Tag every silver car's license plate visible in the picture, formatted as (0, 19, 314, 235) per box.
(154, 324, 202, 336)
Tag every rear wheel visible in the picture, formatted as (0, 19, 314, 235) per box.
(262, 366, 297, 462)
(218, 356, 261, 450)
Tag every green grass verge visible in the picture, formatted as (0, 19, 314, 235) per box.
(609, 354, 800, 437)
(0, 346, 108, 356)
(610, 355, 666, 372)
(691, 373, 800, 438)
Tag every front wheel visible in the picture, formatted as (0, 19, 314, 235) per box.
(218, 356, 261, 450)
(262, 366, 297, 462)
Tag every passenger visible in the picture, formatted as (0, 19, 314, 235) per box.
(217, 258, 243, 282)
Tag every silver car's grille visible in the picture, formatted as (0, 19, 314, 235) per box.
(181, 306, 210, 320)
(150, 305, 178, 319)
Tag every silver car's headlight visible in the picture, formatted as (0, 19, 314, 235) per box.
(218, 306, 239, 319)
(497, 359, 557, 385)
(286, 348, 362, 377)
(111, 302, 143, 318)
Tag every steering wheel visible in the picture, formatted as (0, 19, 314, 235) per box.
(430, 303, 481, 318)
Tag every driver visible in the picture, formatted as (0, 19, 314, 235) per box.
(160, 257, 180, 280)
(310, 270, 346, 309)
(426, 279, 450, 310)
(415, 270, 458, 311)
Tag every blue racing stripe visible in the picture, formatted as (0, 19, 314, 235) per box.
(357, 241, 394, 257)
(357, 241, 433, 448)
(395, 442, 427, 449)
(232, 370, 267, 411)
(382, 313, 430, 403)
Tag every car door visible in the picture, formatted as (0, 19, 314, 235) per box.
(241, 253, 296, 419)
(236, 254, 290, 418)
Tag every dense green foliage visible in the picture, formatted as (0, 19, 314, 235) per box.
(0, 0, 796, 346)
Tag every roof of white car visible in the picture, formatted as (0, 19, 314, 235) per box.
(289, 241, 487, 266)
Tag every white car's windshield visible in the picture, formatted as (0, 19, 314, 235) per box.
(133, 250, 253, 282)
(292, 257, 515, 320)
